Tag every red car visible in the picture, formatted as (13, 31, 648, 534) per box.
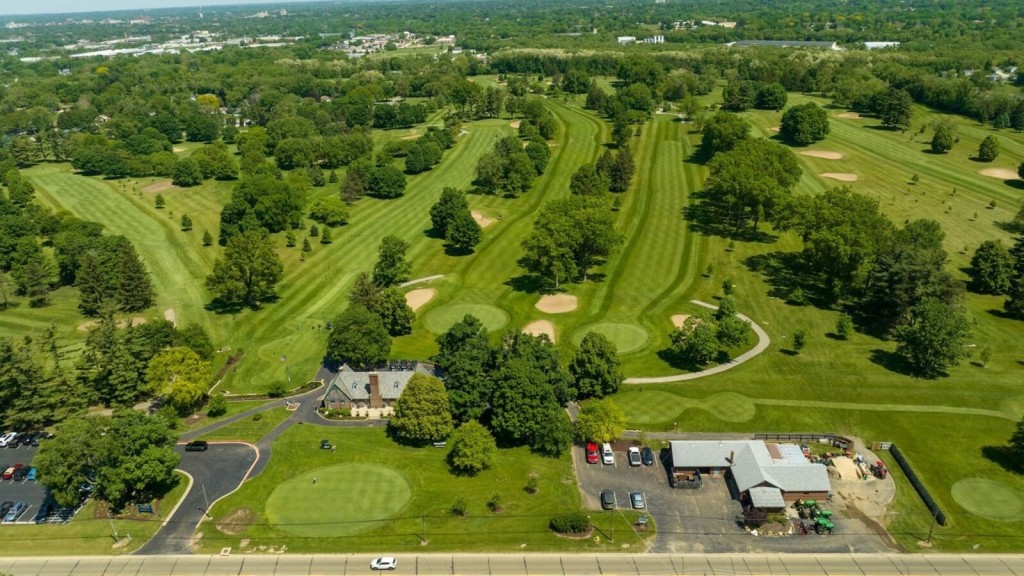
(2, 464, 22, 480)
(586, 442, 599, 464)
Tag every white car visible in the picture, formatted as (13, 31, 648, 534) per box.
(370, 557, 397, 571)
(0, 433, 16, 448)
(628, 446, 642, 467)
(601, 443, 614, 465)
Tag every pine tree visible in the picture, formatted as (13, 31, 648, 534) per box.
(202, 230, 213, 246)
(113, 243, 154, 312)
(302, 238, 312, 253)
(155, 193, 166, 209)
(328, 169, 339, 184)
(75, 250, 111, 317)
(320, 227, 333, 245)
(309, 224, 320, 237)
(180, 214, 193, 231)
(609, 145, 635, 192)
(286, 231, 296, 247)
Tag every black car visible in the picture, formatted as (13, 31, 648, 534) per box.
(600, 489, 616, 510)
(0, 502, 11, 517)
(641, 446, 655, 466)
(19, 432, 38, 447)
(184, 440, 209, 452)
(33, 503, 51, 524)
(11, 467, 28, 481)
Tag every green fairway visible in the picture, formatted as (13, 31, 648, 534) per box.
(266, 463, 412, 537)
(423, 303, 510, 334)
(202, 425, 650, 553)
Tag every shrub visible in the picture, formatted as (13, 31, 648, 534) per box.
(487, 493, 503, 513)
(549, 512, 590, 534)
(525, 476, 539, 495)
(206, 394, 227, 417)
(268, 381, 288, 398)
(451, 498, 467, 517)
(252, 413, 264, 422)
(835, 313, 853, 340)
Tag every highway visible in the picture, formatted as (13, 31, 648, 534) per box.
(1, 553, 1023, 575)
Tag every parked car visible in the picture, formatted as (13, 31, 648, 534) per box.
(3, 501, 27, 522)
(600, 489, 616, 510)
(26, 467, 36, 481)
(630, 491, 646, 509)
(601, 443, 614, 465)
(585, 442, 599, 464)
(33, 503, 51, 524)
(0, 502, 12, 517)
(184, 440, 208, 452)
(320, 439, 333, 450)
(5, 432, 23, 447)
(2, 464, 22, 480)
(641, 446, 655, 466)
(370, 556, 397, 571)
(627, 446, 641, 467)
(11, 467, 28, 481)
(20, 432, 39, 447)
(0, 432, 17, 448)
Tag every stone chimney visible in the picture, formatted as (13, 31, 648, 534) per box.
(368, 372, 382, 409)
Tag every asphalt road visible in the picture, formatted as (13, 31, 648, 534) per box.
(2, 553, 1023, 575)
(134, 443, 257, 556)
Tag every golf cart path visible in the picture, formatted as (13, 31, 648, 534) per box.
(625, 300, 770, 384)
(399, 274, 445, 288)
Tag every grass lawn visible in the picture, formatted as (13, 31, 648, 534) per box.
(200, 426, 651, 553)
(180, 400, 270, 432)
(197, 407, 292, 443)
(0, 471, 188, 556)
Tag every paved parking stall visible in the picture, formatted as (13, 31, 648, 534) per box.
(0, 445, 47, 524)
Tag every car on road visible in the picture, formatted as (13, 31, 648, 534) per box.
(630, 491, 646, 509)
(184, 440, 208, 452)
(585, 442, 599, 464)
(26, 467, 36, 481)
(11, 467, 28, 481)
(601, 443, 614, 465)
(600, 489, 616, 510)
(2, 464, 22, 480)
(627, 446, 641, 467)
(370, 556, 397, 571)
(3, 501, 27, 522)
(641, 446, 655, 466)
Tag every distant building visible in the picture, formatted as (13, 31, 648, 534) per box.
(617, 36, 637, 44)
(642, 35, 665, 44)
(727, 40, 840, 50)
(864, 41, 900, 50)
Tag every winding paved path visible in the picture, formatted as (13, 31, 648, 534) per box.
(399, 274, 445, 288)
(625, 300, 771, 384)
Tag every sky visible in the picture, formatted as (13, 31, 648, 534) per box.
(2, 0, 324, 17)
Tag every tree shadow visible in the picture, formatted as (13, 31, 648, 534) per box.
(868, 348, 922, 377)
(204, 294, 279, 315)
(987, 308, 1015, 319)
(656, 347, 706, 372)
(443, 244, 475, 257)
(993, 221, 1023, 234)
(682, 195, 778, 244)
(424, 226, 444, 240)
(779, 349, 799, 356)
(742, 251, 833, 307)
(866, 124, 901, 132)
(981, 445, 1024, 475)
(1003, 179, 1024, 191)
(504, 273, 556, 295)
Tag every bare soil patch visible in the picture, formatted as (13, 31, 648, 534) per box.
(535, 294, 578, 314)
(216, 507, 256, 536)
(471, 210, 496, 228)
(172, 146, 186, 153)
(523, 320, 556, 342)
(769, 126, 780, 132)
(509, 120, 521, 129)
(77, 317, 147, 332)
(837, 112, 864, 119)
(800, 150, 844, 160)
(404, 288, 437, 312)
(821, 172, 859, 182)
(979, 168, 1020, 180)
(142, 181, 175, 194)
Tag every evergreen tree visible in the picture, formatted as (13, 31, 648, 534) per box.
(180, 214, 193, 231)
(202, 230, 213, 247)
(113, 242, 154, 313)
(285, 231, 296, 247)
(609, 145, 635, 192)
(372, 235, 412, 287)
(76, 250, 111, 317)
(302, 238, 312, 253)
(320, 227, 333, 245)
(930, 119, 956, 153)
(978, 135, 1000, 162)
(155, 193, 166, 209)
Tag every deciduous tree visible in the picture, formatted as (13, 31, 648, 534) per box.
(205, 229, 284, 308)
(447, 420, 496, 476)
(325, 305, 391, 368)
(389, 373, 454, 444)
(569, 332, 623, 399)
(572, 398, 625, 443)
(892, 298, 971, 378)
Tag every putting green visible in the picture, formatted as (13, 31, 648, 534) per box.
(424, 303, 509, 334)
(266, 464, 412, 536)
(571, 323, 649, 354)
(951, 478, 1023, 521)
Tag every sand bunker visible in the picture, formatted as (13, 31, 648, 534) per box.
(670, 314, 691, 328)
(404, 288, 437, 312)
(979, 168, 1020, 180)
(769, 126, 780, 132)
(142, 181, 175, 194)
(400, 134, 419, 141)
(510, 120, 521, 129)
(471, 210, 495, 228)
(837, 112, 864, 119)
(801, 150, 844, 160)
(172, 146, 185, 153)
(164, 308, 177, 327)
(821, 173, 859, 182)
(535, 294, 578, 314)
(77, 317, 147, 332)
(522, 320, 556, 342)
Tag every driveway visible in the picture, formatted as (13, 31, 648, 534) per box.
(135, 443, 257, 555)
(573, 442, 899, 554)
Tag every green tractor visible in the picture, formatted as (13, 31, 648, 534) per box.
(814, 515, 835, 534)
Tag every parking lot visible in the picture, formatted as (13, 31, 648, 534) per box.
(573, 441, 898, 554)
(0, 444, 47, 524)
